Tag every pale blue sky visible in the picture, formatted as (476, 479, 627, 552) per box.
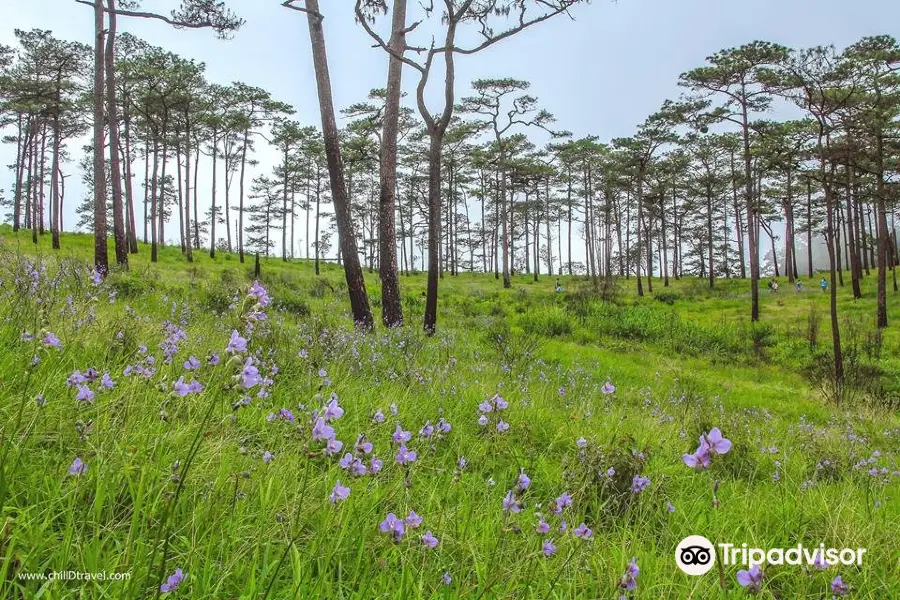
(1, 0, 898, 250)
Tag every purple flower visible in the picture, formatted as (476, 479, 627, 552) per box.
(75, 384, 94, 403)
(457, 456, 468, 470)
(183, 356, 201, 371)
(478, 400, 493, 413)
(442, 572, 452, 585)
(683, 439, 712, 469)
(248, 281, 271, 307)
(356, 436, 373, 455)
(67, 371, 87, 387)
(736, 563, 762, 593)
(492, 395, 509, 410)
(542, 539, 557, 557)
(349, 459, 367, 476)
(704, 428, 732, 455)
(312, 417, 335, 441)
(421, 531, 439, 549)
(496, 420, 510, 433)
(405, 511, 423, 528)
(576, 437, 587, 448)
(574, 522, 593, 539)
(559, 519, 567, 533)
(395, 444, 417, 465)
(378, 513, 406, 541)
(42, 332, 62, 349)
(226, 330, 247, 354)
(240, 359, 260, 389)
(392, 424, 411, 444)
(502, 490, 521, 513)
(478, 414, 489, 427)
(831, 575, 848, 596)
(373, 409, 385, 424)
(602, 381, 616, 394)
(370, 457, 383, 474)
(812, 551, 829, 570)
(606, 467, 616, 478)
(173, 377, 203, 397)
(631, 475, 651, 494)
(339, 453, 354, 470)
(619, 557, 639, 591)
(553, 492, 572, 514)
(419, 421, 435, 439)
(324, 438, 344, 456)
(666, 501, 676, 513)
(278, 408, 295, 422)
(263, 451, 274, 464)
(516, 471, 531, 492)
(330, 480, 350, 504)
(68, 457, 87, 476)
(437, 418, 451, 434)
(536, 519, 550, 534)
(207, 352, 220, 366)
(318, 368, 328, 378)
(323, 396, 344, 421)
(159, 568, 184, 594)
(100, 373, 115, 390)
(390, 403, 398, 416)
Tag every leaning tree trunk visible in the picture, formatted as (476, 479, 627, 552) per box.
(304, 0, 373, 329)
(92, 0, 109, 275)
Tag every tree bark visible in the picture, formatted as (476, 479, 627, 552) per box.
(93, 0, 109, 275)
(106, 0, 128, 267)
(304, 0, 373, 329)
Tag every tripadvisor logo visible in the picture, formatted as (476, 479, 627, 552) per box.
(676, 535, 716, 575)
(675, 535, 867, 576)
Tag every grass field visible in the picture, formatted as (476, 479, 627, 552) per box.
(1, 226, 898, 599)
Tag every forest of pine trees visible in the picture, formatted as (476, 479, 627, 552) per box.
(0, 2, 898, 384)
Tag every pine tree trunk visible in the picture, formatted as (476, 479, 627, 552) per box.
(305, 0, 373, 329)
(92, 0, 109, 275)
(105, 0, 128, 267)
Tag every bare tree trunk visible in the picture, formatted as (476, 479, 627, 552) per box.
(106, 0, 128, 267)
(93, 0, 109, 275)
(210, 127, 218, 258)
(875, 134, 888, 328)
(304, 0, 373, 329)
(376, 0, 407, 326)
(501, 166, 511, 288)
(123, 100, 138, 253)
(183, 121, 193, 262)
(238, 130, 248, 263)
(13, 115, 25, 232)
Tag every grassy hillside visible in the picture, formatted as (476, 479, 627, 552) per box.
(1, 226, 898, 599)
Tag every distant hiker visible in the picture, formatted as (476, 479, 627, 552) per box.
(796, 281, 802, 293)
(555, 279, 563, 293)
(820, 278, 828, 292)
(772, 280, 779, 293)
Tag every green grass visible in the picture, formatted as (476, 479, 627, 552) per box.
(0, 225, 898, 599)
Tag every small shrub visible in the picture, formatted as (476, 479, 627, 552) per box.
(274, 293, 310, 317)
(806, 304, 821, 351)
(654, 290, 681, 305)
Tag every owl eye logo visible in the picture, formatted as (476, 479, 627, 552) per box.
(676, 535, 716, 575)
(680, 546, 712, 565)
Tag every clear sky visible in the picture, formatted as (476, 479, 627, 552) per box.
(1, 0, 898, 251)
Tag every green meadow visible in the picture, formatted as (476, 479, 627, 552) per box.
(1, 227, 898, 599)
